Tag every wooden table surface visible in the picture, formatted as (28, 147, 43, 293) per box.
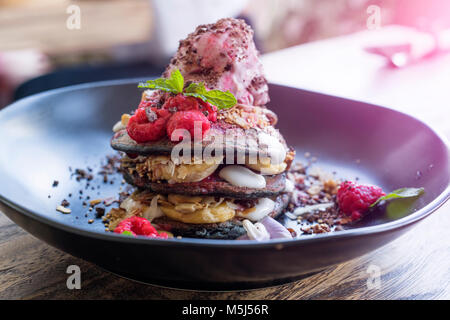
(1, 27, 449, 300)
(0, 0, 152, 54)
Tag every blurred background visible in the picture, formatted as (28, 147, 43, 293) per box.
(1, 0, 450, 108)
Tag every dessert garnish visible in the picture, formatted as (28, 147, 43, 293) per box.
(337, 181, 386, 220)
(138, 69, 237, 110)
(337, 181, 424, 220)
(369, 187, 424, 207)
(126, 69, 237, 143)
(281, 161, 425, 236)
(114, 216, 169, 238)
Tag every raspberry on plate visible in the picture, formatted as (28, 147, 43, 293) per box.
(114, 216, 168, 238)
(337, 181, 385, 220)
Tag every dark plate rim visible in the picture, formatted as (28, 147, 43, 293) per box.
(0, 79, 449, 249)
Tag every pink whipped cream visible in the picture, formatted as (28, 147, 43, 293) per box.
(164, 18, 269, 106)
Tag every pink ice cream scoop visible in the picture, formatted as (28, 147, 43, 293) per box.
(163, 18, 269, 106)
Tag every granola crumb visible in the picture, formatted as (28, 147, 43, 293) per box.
(60, 199, 70, 207)
(89, 199, 102, 206)
(285, 160, 349, 237)
(95, 207, 105, 218)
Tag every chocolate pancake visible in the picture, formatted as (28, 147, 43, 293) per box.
(123, 169, 287, 199)
(152, 193, 290, 239)
(111, 120, 287, 157)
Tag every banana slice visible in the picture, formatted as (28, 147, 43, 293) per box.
(246, 159, 287, 175)
(160, 202, 235, 224)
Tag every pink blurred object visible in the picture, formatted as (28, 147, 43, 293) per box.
(164, 18, 269, 106)
(0, 49, 50, 108)
(364, 28, 450, 68)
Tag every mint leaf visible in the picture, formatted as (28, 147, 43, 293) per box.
(184, 82, 205, 94)
(167, 69, 184, 93)
(121, 231, 135, 236)
(184, 82, 208, 100)
(386, 198, 420, 220)
(370, 187, 424, 207)
(201, 90, 237, 110)
(137, 78, 177, 93)
(138, 69, 184, 94)
(184, 82, 237, 110)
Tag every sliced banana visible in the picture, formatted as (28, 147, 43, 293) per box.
(160, 202, 235, 224)
(245, 157, 287, 175)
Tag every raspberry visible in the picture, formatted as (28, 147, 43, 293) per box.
(153, 231, 169, 239)
(126, 108, 170, 143)
(198, 99, 217, 122)
(163, 94, 199, 112)
(163, 94, 217, 122)
(337, 181, 385, 220)
(138, 100, 153, 109)
(166, 110, 210, 141)
(114, 216, 168, 238)
(127, 94, 216, 143)
(134, 107, 149, 122)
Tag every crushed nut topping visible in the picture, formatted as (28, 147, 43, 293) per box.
(217, 104, 276, 129)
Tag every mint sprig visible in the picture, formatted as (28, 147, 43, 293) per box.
(138, 69, 184, 94)
(121, 231, 135, 237)
(137, 69, 237, 110)
(184, 82, 237, 110)
(370, 187, 424, 207)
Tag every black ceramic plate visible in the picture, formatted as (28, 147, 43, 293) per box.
(0, 80, 448, 290)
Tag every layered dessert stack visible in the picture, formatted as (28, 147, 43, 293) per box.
(108, 18, 295, 240)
